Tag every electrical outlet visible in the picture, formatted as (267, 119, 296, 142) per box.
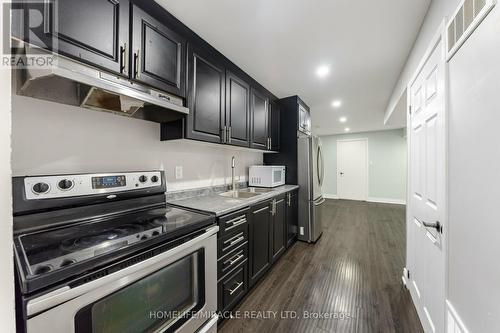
(175, 166, 183, 180)
(299, 227, 304, 235)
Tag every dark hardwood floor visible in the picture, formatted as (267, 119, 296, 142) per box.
(218, 199, 423, 333)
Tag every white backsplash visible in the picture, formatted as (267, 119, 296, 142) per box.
(11, 95, 263, 192)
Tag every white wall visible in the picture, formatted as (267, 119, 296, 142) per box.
(447, 4, 500, 333)
(385, 0, 461, 118)
(320, 129, 407, 204)
(0, 0, 16, 330)
(11, 96, 263, 192)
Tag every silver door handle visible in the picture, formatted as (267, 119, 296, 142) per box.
(223, 252, 244, 267)
(423, 221, 443, 233)
(221, 126, 227, 143)
(225, 217, 247, 231)
(228, 281, 243, 295)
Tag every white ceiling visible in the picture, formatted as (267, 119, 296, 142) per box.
(156, 0, 430, 135)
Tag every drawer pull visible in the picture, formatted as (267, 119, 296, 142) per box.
(224, 252, 244, 267)
(228, 281, 243, 295)
(224, 236, 244, 248)
(226, 217, 246, 231)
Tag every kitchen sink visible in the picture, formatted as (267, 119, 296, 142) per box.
(239, 187, 276, 193)
(219, 190, 262, 199)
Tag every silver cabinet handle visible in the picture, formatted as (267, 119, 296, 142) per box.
(223, 233, 245, 249)
(287, 193, 291, 207)
(223, 252, 244, 267)
(119, 42, 128, 74)
(221, 126, 227, 143)
(228, 281, 243, 295)
(423, 220, 443, 233)
(133, 50, 140, 79)
(225, 217, 247, 231)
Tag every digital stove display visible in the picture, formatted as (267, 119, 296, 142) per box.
(92, 175, 126, 189)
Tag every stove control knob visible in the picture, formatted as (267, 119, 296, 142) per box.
(151, 175, 159, 183)
(139, 175, 148, 183)
(32, 182, 50, 194)
(57, 179, 73, 191)
(140, 234, 149, 240)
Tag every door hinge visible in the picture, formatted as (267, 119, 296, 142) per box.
(408, 105, 412, 115)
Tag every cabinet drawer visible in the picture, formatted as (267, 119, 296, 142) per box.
(217, 242, 247, 280)
(218, 208, 249, 236)
(218, 228, 248, 257)
(218, 261, 248, 312)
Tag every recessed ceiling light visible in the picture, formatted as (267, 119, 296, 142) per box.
(344, 127, 350, 132)
(332, 100, 342, 108)
(339, 117, 347, 123)
(316, 65, 330, 78)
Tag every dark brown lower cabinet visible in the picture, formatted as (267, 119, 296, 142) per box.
(286, 190, 299, 247)
(249, 200, 272, 287)
(270, 195, 286, 263)
(216, 191, 297, 316)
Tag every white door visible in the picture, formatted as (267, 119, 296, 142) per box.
(337, 139, 368, 201)
(407, 30, 446, 333)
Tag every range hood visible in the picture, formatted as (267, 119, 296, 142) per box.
(14, 52, 189, 122)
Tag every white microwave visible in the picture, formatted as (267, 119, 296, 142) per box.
(249, 166, 286, 188)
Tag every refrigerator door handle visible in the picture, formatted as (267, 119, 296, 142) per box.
(317, 144, 325, 187)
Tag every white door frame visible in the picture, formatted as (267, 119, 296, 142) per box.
(336, 138, 369, 201)
(405, 19, 448, 333)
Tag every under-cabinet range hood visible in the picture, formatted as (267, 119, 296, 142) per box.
(13, 51, 189, 122)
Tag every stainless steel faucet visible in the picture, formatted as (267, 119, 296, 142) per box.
(231, 156, 236, 192)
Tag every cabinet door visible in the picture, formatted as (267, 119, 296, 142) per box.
(271, 197, 286, 262)
(286, 191, 298, 248)
(132, 5, 186, 97)
(249, 201, 271, 287)
(269, 100, 280, 151)
(226, 71, 250, 147)
(250, 88, 269, 150)
(185, 44, 225, 143)
(298, 104, 311, 135)
(27, 0, 129, 75)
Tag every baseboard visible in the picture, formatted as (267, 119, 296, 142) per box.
(367, 197, 406, 205)
(446, 300, 469, 333)
(323, 194, 339, 199)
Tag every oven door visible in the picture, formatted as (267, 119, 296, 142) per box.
(26, 226, 218, 333)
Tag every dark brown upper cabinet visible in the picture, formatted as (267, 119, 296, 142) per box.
(184, 44, 225, 143)
(131, 4, 186, 97)
(21, 0, 130, 76)
(225, 71, 250, 148)
(269, 100, 280, 152)
(250, 88, 269, 150)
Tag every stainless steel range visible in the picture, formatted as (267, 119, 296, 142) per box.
(13, 171, 218, 333)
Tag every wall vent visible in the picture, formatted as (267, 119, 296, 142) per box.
(446, 0, 496, 60)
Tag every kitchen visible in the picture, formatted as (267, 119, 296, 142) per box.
(1, 0, 500, 333)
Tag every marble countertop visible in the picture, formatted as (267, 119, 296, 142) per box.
(167, 185, 299, 216)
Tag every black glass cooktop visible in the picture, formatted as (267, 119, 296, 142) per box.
(17, 206, 213, 277)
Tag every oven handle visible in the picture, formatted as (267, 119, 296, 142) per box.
(27, 225, 219, 317)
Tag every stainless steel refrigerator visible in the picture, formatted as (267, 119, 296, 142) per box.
(297, 135, 325, 242)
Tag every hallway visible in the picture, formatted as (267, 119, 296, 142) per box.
(219, 200, 423, 333)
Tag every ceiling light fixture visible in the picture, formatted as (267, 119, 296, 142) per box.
(344, 127, 350, 132)
(316, 65, 330, 78)
(332, 100, 342, 108)
(339, 117, 347, 123)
